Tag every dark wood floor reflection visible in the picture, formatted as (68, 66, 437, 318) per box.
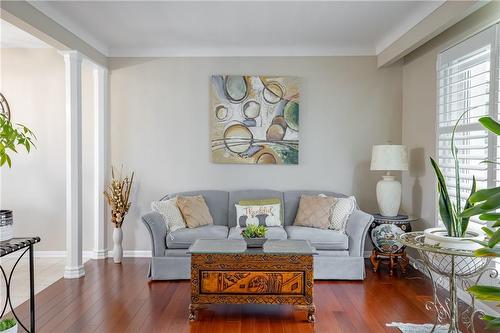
(10, 258, 489, 332)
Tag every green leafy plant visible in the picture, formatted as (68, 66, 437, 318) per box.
(430, 111, 476, 237)
(0, 113, 36, 168)
(0, 318, 16, 331)
(241, 224, 267, 238)
(458, 116, 500, 330)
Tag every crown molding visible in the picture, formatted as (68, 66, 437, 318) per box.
(108, 46, 376, 58)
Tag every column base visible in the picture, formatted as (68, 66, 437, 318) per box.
(64, 265, 85, 279)
(91, 249, 108, 260)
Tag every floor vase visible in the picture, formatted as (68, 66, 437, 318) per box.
(113, 227, 123, 263)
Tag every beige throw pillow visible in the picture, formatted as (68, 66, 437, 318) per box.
(293, 195, 337, 229)
(176, 195, 214, 228)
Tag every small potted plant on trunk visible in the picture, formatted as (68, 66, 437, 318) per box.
(104, 167, 134, 263)
(241, 224, 268, 248)
(426, 110, 483, 250)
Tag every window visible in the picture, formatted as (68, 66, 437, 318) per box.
(437, 25, 499, 227)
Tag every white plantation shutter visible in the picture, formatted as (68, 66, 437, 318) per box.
(437, 25, 498, 226)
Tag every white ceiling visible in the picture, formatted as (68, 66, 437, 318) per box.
(20, 1, 446, 57)
(1, 19, 50, 48)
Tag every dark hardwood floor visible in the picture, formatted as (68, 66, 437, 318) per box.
(10, 258, 489, 333)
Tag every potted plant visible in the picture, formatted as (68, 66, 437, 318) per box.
(241, 224, 268, 248)
(0, 318, 17, 333)
(0, 93, 36, 242)
(426, 111, 483, 250)
(458, 116, 500, 330)
(104, 167, 134, 263)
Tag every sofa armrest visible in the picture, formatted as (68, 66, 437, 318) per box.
(141, 212, 167, 257)
(345, 209, 373, 257)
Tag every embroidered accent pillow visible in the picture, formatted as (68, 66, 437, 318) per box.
(235, 203, 281, 228)
(151, 198, 186, 233)
(238, 198, 284, 225)
(329, 196, 357, 231)
(176, 195, 214, 228)
(293, 195, 337, 229)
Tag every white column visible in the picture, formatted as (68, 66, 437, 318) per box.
(92, 66, 108, 259)
(61, 51, 85, 279)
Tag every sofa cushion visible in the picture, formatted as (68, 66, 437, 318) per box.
(163, 190, 229, 226)
(166, 225, 228, 249)
(228, 226, 287, 240)
(285, 225, 348, 250)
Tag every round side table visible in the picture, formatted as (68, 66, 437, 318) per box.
(369, 214, 419, 276)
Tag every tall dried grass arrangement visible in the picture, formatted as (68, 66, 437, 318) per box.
(104, 167, 134, 228)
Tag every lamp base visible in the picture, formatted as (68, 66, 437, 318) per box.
(376, 175, 401, 217)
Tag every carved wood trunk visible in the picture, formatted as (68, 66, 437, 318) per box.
(189, 253, 315, 322)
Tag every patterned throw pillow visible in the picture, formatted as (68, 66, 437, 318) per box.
(329, 196, 357, 232)
(293, 195, 337, 229)
(151, 198, 186, 233)
(176, 195, 214, 228)
(235, 203, 281, 228)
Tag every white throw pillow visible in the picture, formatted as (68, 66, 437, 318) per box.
(235, 203, 281, 228)
(329, 196, 357, 232)
(151, 198, 186, 233)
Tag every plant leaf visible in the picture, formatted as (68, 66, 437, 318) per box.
(468, 285, 500, 301)
(478, 213, 500, 221)
(461, 175, 476, 236)
(482, 227, 494, 238)
(488, 228, 500, 248)
(430, 157, 455, 236)
(482, 315, 500, 329)
(479, 116, 500, 135)
(469, 186, 500, 204)
(473, 247, 500, 257)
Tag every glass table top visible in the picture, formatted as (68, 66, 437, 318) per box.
(188, 239, 317, 255)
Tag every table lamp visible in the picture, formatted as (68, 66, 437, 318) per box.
(370, 145, 408, 217)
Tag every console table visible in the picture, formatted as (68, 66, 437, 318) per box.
(188, 239, 317, 322)
(0, 237, 40, 333)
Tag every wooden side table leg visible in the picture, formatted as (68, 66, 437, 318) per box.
(389, 255, 395, 277)
(400, 251, 409, 274)
(370, 249, 380, 273)
(189, 303, 199, 321)
(307, 304, 316, 323)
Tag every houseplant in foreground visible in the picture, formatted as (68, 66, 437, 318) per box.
(459, 116, 500, 330)
(0, 318, 17, 333)
(0, 94, 36, 242)
(241, 224, 268, 247)
(426, 110, 482, 250)
(104, 167, 134, 263)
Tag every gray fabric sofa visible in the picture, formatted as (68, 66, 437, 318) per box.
(142, 189, 373, 280)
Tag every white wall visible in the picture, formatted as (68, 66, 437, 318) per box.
(0, 48, 95, 251)
(109, 56, 403, 251)
(401, 1, 500, 230)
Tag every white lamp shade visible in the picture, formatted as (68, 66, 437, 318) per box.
(370, 145, 408, 171)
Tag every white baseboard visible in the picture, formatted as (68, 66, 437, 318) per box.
(32, 250, 151, 259)
(106, 250, 151, 258)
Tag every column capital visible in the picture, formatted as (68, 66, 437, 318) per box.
(59, 50, 83, 63)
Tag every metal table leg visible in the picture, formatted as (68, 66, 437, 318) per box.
(29, 244, 35, 333)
